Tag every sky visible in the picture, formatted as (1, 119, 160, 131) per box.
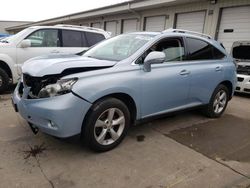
(0, 0, 129, 22)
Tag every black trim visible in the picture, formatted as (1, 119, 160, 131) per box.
(135, 105, 206, 125)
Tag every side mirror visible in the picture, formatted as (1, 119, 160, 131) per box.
(20, 39, 31, 48)
(143, 51, 165, 72)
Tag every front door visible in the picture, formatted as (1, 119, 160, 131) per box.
(141, 37, 191, 118)
(16, 29, 60, 64)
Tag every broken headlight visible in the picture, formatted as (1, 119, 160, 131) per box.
(38, 78, 78, 98)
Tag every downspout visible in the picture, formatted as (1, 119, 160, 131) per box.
(127, 2, 142, 30)
(127, 2, 141, 18)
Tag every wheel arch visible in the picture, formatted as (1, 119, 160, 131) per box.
(82, 93, 138, 131)
(0, 60, 12, 79)
(219, 80, 233, 99)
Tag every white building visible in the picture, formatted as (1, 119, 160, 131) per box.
(0, 20, 32, 34)
(6, 0, 250, 52)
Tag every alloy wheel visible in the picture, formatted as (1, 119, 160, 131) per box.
(94, 108, 125, 146)
(213, 90, 227, 114)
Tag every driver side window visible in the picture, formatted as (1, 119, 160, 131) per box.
(136, 38, 186, 64)
(153, 38, 186, 62)
(26, 29, 59, 47)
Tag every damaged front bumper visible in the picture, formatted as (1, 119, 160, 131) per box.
(235, 74, 250, 94)
(12, 82, 92, 138)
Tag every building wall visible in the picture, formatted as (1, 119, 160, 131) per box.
(55, 0, 250, 38)
(0, 21, 32, 34)
(7, 0, 250, 38)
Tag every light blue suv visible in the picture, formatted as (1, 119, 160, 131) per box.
(12, 29, 237, 151)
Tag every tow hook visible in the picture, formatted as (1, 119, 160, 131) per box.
(28, 123, 39, 135)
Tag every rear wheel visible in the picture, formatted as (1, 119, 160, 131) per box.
(0, 68, 9, 93)
(82, 98, 130, 152)
(203, 84, 229, 118)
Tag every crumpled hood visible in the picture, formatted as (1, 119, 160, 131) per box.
(22, 54, 117, 77)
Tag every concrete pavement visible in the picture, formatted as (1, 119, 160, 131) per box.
(0, 93, 250, 188)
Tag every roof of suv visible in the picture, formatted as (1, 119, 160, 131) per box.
(28, 24, 110, 37)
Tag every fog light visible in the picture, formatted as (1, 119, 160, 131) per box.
(48, 120, 58, 129)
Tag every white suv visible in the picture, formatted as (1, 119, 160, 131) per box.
(231, 41, 250, 94)
(0, 24, 110, 92)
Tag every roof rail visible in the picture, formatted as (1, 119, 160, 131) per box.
(55, 24, 105, 32)
(162, 28, 212, 39)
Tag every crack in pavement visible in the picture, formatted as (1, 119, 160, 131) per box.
(35, 156, 55, 188)
(17, 115, 55, 188)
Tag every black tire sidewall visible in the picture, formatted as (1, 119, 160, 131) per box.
(207, 84, 229, 118)
(0, 68, 9, 93)
(82, 98, 130, 152)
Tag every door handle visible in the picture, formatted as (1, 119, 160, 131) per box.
(179, 70, 190, 76)
(51, 50, 60, 53)
(215, 66, 222, 72)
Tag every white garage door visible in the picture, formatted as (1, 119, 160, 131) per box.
(122, 19, 138, 33)
(145, 16, 166, 32)
(217, 6, 250, 52)
(176, 11, 206, 33)
(105, 21, 118, 37)
(91, 22, 101, 29)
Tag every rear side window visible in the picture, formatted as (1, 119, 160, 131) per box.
(62, 30, 82, 47)
(85, 32, 105, 46)
(186, 37, 225, 60)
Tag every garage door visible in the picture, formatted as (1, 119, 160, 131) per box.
(122, 19, 138, 33)
(217, 6, 250, 52)
(176, 11, 206, 33)
(91, 22, 101, 29)
(145, 16, 166, 32)
(105, 21, 118, 37)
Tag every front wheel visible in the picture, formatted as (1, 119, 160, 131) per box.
(203, 84, 229, 118)
(82, 98, 130, 152)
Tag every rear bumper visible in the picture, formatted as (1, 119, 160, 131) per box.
(235, 74, 250, 94)
(12, 82, 92, 138)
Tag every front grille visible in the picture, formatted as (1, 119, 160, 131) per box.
(22, 74, 58, 98)
(237, 65, 250, 75)
(237, 77, 244, 82)
(244, 88, 250, 93)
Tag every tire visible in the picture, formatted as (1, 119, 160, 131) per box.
(203, 84, 229, 118)
(0, 68, 9, 93)
(82, 98, 130, 152)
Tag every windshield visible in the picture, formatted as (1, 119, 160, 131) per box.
(233, 45, 250, 61)
(1, 28, 31, 43)
(83, 34, 155, 61)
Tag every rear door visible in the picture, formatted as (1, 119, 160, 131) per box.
(185, 37, 226, 104)
(17, 29, 60, 64)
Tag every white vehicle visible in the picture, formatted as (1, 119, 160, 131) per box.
(0, 24, 110, 92)
(232, 41, 250, 94)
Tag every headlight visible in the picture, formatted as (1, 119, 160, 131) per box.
(38, 78, 78, 98)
